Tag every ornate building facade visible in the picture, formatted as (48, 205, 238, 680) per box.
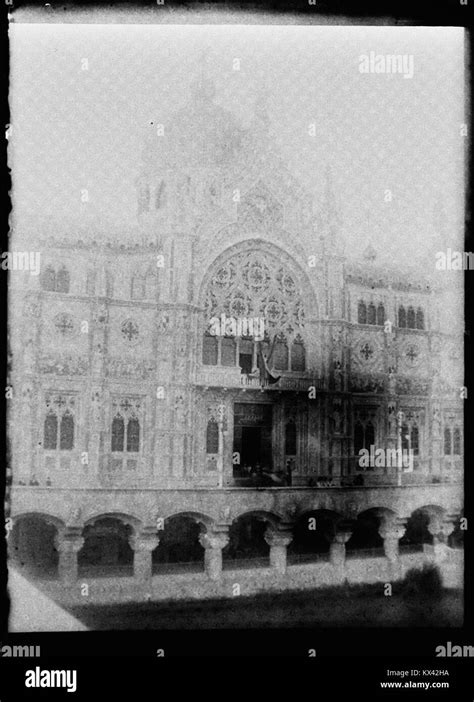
(8, 72, 464, 605)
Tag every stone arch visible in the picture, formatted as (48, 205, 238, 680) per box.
(79, 516, 135, 577)
(196, 238, 322, 376)
(83, 512, 142, 534)
(288, 509, 343, 562)
(198, 237, 319, 322)
(223, 510, 280, 567)
(162, 511, 215, 530)
(152, 513, 207, 574)
(346, 507, 396, 555)
(196, 213, 313, 290)
(409, 504, 446, 520)
(231, 509, 281, 529)
(400, 505, 446, 551)
(11, 511, 66, 533)
(9, 513, 64, 577)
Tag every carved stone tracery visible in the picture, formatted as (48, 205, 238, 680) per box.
(204, 249, 305, 343)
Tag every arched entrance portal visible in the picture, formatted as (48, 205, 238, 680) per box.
(199, 241, 318, 485)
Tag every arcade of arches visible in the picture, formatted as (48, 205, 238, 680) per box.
(9, 507, 462, 585)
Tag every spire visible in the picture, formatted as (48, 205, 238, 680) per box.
(193, 47, 216, 102)
(363, 241, 377, 262)
(432, 191, 448, 249)
(253, 82, 270, 132)
(324, 165, 338, 232)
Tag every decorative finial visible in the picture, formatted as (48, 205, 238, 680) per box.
(193, 47, 215, 102)
(363, 242, 377, 262)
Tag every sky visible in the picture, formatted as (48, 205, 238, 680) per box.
(8, 21, 466, 272)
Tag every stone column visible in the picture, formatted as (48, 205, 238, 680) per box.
(379, 520, 407, 562)
(129, 532, 160, 582)
(428, 514, 456, 563)
(55, 530, 84, 584)
(199, 532, 229, 581)
(264, 528, 293, 575)
(329, 527, 352, 569)
(379, 519, 407, 579)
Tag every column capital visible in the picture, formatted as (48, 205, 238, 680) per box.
(199, 532, 229, 551)
(54, 533, 84, 553)
(129, 533, 160, 552)
(264, 528, 293, 548)
(333, 529, 352, 545)
(427, 515, 456, 539)
(379, 520, 407, 541)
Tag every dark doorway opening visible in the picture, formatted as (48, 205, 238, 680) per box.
(239, 353, 253, 374)
(241, 426, 262, 466)
(233, 403, 273, 483)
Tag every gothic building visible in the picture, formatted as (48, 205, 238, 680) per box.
(8, 71, 463, 606)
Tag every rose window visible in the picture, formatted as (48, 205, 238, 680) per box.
(121, 319, 139, 343)
(54, 314, 75, 336)
(205, 249, 305, 342)
(405, 345, 419, 365)
(359, 343, 374, 361)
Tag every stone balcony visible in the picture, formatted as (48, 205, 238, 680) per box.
(195, 365, 322, 392)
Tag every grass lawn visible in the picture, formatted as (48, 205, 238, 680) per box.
(68, 582, 463, 630)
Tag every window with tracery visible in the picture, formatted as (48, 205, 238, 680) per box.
(291, 336, 306, 371)
(111, 398, 142, 453)
(41, 265, 56, 292)
(411, 424, 419, 456)
(155, 181, 166, 209)
(41, 265, 70, 293)
(221, 337, 236, 366)
(206, 420, 219, 454)
(401, 423, 410, 452)
(56, 267, 70, 293)
(358, 301, 367, 324)
(445, 426, 462, 456)
(416, 308, 424, 330)
(444, 427, 452, 456)
(44, 413, 58, 450)
(112, 415, 125, 452)
(203, 333, 218, 365)
(273, 336, 289, 371)
(285, 420, 297, 455)
(59, 411, 74, 450)
(43, 395, 76, 451)
(398, 306, 406, 328)
(367, 303, 376, 325)
(131, 274, 145, 300)
(354, 418, 376, 454)
(377, 303, 385, 326)
(203, 249, 306, 372)
(453, 427, 461, 455)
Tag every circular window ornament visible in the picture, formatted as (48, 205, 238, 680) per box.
(121, 319, 140, 344)
(54, 313, 75, 337)
(215, 262, 235, 289)
(405, 344, 419, 366)
(359, 342, 374, 362)
(228, 292, 249, 318)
